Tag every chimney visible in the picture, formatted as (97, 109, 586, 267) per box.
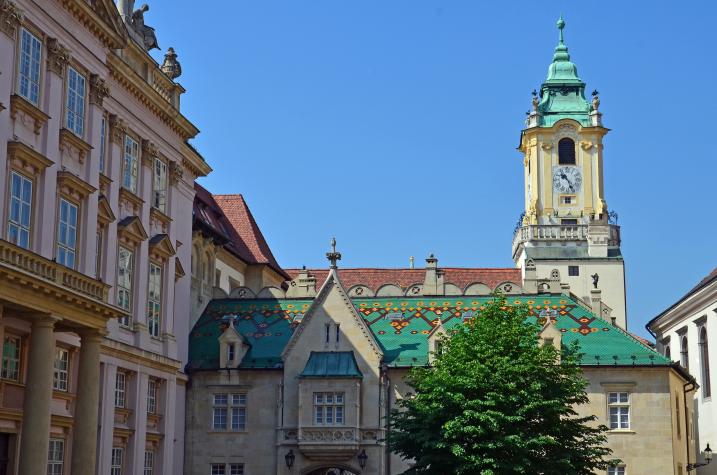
(423, 254, 444, 295)
(409, 256, 415, 269)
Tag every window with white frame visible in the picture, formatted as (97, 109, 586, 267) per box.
(7, 170, 33, 249)
(147, 263, 162, 338)
(608, 392, 630, 429)
(99, 114, 107, 173)
(144, 450, 154, 475)
(681, 335, 689, 370)
(699, 326, 712, 398)
(314, 392, 344, 425)
(211, 464, 226, 475)
(17, 27, 42, 105)
(122, 135, 139, 193)
(1, 335, 21, 381)
(56, 198, 79, 269)
(147, 378, 157, 414)
(47, 438, 64, 475)
(111, 447, 124, 475)
(65, 67, 86, 136)
(53, 347, 69, 392)
(114, 372, 126, 408)
(152, 158, 168, 212)
(229, 464, 244, 475)
(608, 466, 626, 475)
(212, 393, 247, 431)
(117, 246, 134, 320)
(227, 343, 236, 363)
(212, 394, 228, 430)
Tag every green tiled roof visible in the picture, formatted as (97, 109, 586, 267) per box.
(300, 351, 363, 379)
(188, 295, 668, 370)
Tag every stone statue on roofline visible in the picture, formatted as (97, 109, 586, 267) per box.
(117, 0, 159, 51)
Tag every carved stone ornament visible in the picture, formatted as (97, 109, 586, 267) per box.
(580, 141, 593, 151)
(0, 0, 22, 38)
(89, 74, 110, 106)
(141, 138, 158, 165)
(46, 38, 71, 76)
(557, 123, 578, 140)
(109, 114, 127, 144)
(160, 47, 182, 80)
(169, 160, 183, 184)
(540, 142, 553, 151)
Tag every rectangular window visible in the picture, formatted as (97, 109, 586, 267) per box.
(213, 394, 228, 430)
(1, 335, 21, 381)
(147, 263, 162, 338)
(229, 464, 244, 475)
(122, 135, 139, 193)
(561, 218, 578, 225)
(117, 246, 134, 321)
(47, 438, 64, 475)
(17, 27, 42, 105)
(65, 67, 86, 136)
(111, 447, 124, 475)
(227, 343, 235, 362)
(147, 379, 157, 414)
(231, 394, 247, 431)
(56, 198, 78, 269)
(608, 466, 626, 475)
(568, 265, 580, 277)
(53, 347, 69, 392)
(608, 392, 630, 429)
(143, 450, 154, 475)
(7, 171, 33, 249)
(560, 195, 574, 205)
(152, 158, 168, 212)
(211, 465, 226, 475)
(99, 115, 107, 173)
(313, 392, 344, 425)
(114, 372, 126, 408)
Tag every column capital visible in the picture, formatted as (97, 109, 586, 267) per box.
(77, 328, 107, 342)
(27, 313, 61, 329)
(46, 37, 70, 77)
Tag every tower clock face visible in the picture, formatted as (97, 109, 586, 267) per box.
(553, 166, 582, 193)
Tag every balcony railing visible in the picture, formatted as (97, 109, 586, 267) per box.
(0, 239, 109, 302)
(512, 224, 621, 258)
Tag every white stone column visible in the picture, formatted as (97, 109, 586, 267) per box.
(18, 315, 58, 475)
(70, 330, 104, 475)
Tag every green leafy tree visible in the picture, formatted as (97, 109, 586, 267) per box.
(387, 296, 613, 475)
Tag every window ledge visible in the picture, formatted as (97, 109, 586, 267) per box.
(607, 429, 636, 435)
(207, 430, 248, 434)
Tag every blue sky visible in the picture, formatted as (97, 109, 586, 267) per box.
(146, 1, 716, 338)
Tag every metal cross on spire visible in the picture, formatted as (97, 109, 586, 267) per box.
(326, 237, 342, 269)
(557, 15, 565, 44)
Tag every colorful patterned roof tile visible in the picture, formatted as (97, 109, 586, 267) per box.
(189, 295, 668, 370)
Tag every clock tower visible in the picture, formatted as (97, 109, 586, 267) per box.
(513, 17, 627, 328)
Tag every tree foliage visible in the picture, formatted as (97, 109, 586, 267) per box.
(387, 296, 613, 475)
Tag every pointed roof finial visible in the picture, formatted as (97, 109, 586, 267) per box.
(557, 15, 565, 44)
(326, 237, 342, 269)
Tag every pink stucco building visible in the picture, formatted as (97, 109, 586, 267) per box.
(0, 0, 210, 473)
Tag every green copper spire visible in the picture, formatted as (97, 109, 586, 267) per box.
(533, 16, 593, 127)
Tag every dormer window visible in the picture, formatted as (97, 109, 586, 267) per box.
(218, 322, 247, 369)
(558, 138, 576, 165)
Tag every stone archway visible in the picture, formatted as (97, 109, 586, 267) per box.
(305, 467, 359, 475)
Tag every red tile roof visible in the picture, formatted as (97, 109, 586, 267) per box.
(213, 194, 286, 278)
(193, 185, 288, 279)
(285, 267, 521, 292)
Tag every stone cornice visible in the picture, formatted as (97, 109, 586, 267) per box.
(57, 0, 127, 50)
(648, 279, 717, 335)
(107, 53, 198, 140)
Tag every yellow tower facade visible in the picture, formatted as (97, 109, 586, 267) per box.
(512, 18, 627, 328)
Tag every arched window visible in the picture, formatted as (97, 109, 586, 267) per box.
(558, 138, 576, 165)
(699, 327, 711, 398)
(665, 345, 671, 360)
(681, 335, 689, 371)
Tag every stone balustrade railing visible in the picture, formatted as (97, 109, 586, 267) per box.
(299, 427, 358, 443)
(0, 239, 109, 302)
(512, 224, 621, 258)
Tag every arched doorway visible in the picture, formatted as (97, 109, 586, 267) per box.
(305, 467, 359, 475)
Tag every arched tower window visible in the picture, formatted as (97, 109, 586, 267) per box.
(681, 335, 689, 371)
(699, 327, 711, 398)
(665, 345, 671, 360)
(558, 138, 576, 165)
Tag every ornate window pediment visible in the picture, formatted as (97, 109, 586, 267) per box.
(97, 195, 116, 226)
(174, 258, 185, 281)
(7, 141, 53, 176)
(57, 171, 96, 201)
(148, 233, 175, 261)
(117, 216, 147, 248)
